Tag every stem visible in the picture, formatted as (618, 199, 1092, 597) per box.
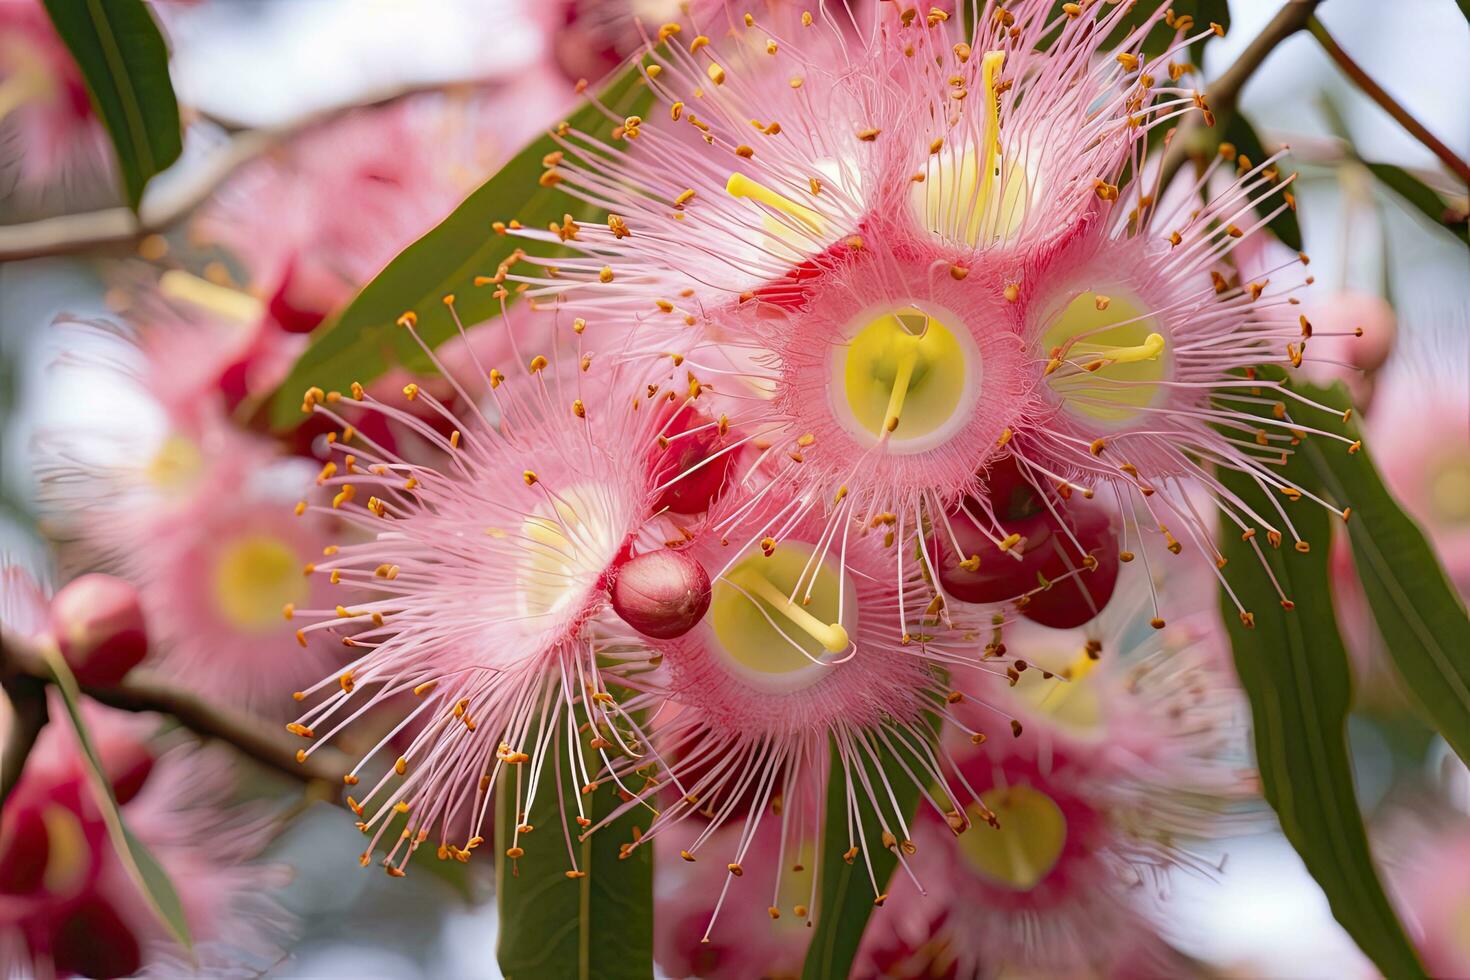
(1, 627, 348, 800)
(1307, 17, 1470, 187)
(0, 79, 486, 262)
(1158, 0, 1325, 190)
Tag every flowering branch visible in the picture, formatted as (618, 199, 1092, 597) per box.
(1306, 17, 1470, 186)
(0, 627, 349, 800)
(1158, 0, 1324, 189)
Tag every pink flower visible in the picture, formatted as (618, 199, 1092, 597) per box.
(37, 327, 345, 714)
(194, 88, 570, 308)
(1005, 143, 1356, 626)
(0, 0, 109, 194)
(653, 819, 813, 979)
(1385, 814, 1470, 978)
(288, 314, 679, 876)
(1361, 368, 1470, 592)
(968, 580, 1248, 793)
(592, 487, 1007, 933)
(855, 743, 1207, 979)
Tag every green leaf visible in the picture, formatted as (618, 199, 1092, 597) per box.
(1290, 380, 1470, 765)
(267, 56, 658, 431)
(41, 646, 193, 951)
(1221, 113, 1303, 251)
(495, 723, 653, 980)
(801, 728, 928, 980)
(1364, 162, 1470, 248)
(40, 0, 182, 210)
(1215, 385, 1422, 978)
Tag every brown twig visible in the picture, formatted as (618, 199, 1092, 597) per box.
(1, 627, 349, 801)
(0, 79, 496, 263)
(1307, 17, 1470, 187)
(1158, 0, 1325, 190)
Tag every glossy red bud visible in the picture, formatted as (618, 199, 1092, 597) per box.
(982, 454, 1047, 522)
(1016, 502, 1121, 630)
(50, 574, 148, 687)
(935, 506, 1056, 606)
(611, 550, 711, 640)
(50, 896, 143, 980)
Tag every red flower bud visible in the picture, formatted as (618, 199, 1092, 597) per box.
(611, 550, 711, 640)
(50, 575, 148, 686)
(1016, 502, 1120, 630)
(50, 896, 143, 980)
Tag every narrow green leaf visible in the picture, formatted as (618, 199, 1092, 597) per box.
(1365, 162, 1470, 248)
(1215, 385, 1422, 978)
(40, 0, 182, 210)
(495, 723, 653, 980)
(801, 729, 927, 980)
(267, 57, 658, 431)
(41, 646, 193, 951)
(1290, 380, 1470, 764)
(1221, 113, 1303, 251)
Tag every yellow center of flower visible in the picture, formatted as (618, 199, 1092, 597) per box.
(1041, 290, 1170, 425)
(211, 534, 308, 632)
(1428, 453, 1470, 526)
(0, 41, 59, 122)
(708, 542, 857, 691)
(517, 485, 622, 620)
(146, 434, 204, 492)
(1013, 649, 1104, 735)
(958, 784, 1068, 891)
(41, 805, 91, 898)
(830, 305, 980, 453)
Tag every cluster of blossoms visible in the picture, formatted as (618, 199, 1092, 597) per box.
(38, 89, 568, 715)
(1, 566, 288, 978)
(11, 0, 1396, 975)
(275, 0, 1350, 972)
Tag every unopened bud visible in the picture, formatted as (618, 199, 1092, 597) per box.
(50, 574, 148, 686)
(611, 550, 711, 640)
